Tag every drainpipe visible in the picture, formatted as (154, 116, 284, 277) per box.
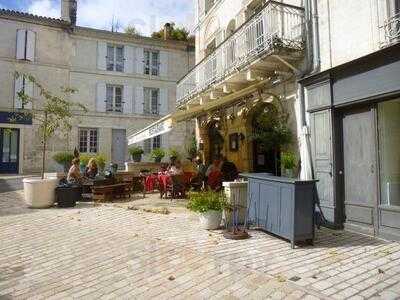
(311, 0, 321, 72)
(296, 0, 320, 179)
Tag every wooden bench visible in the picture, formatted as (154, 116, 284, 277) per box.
(91, 183, 130, 202)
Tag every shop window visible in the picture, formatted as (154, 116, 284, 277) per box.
(378, 99, 400, 207)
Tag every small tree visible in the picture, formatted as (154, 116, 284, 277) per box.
(124, 25, 141, 36)
(14, 72, 87, 179)
(250, 94, 292, 174)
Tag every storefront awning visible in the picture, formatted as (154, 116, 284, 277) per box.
(128, 115, 174, 145)
(127, 79, 272, 145)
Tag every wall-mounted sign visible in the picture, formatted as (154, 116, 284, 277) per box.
(0, 111, 32, 125)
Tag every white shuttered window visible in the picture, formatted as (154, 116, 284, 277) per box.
(14, 75, 33, 109)
(144, 49, 159, 76)
(16, 29, 36, 61)
(106, 85, 123, 113)
(143, 88, 159, 115)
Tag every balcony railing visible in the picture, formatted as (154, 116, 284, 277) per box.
(177, 1, 305, 106)
(381, 12, 400, 47)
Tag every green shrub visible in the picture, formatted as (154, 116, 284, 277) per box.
(281, 152, 296, 170)
(187, 191, 227, 213)
(80, 153, 107, 170)
(150, 148, 165, 162)
(128, 146, 144, 156)
(53, 151, 74, 171)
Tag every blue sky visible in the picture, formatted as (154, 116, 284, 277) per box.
(0, 0, 194, 36)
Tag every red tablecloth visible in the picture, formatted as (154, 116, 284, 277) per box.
(157, 174, 171, 191)
(145, 174, 158, 192)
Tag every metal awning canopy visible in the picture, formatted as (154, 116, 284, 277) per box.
(127, 79, 271, 145)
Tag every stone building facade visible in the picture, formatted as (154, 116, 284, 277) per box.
(0, 1, 194, 174)
(172, 0, 306, 174)
(300, 0, 400, 240)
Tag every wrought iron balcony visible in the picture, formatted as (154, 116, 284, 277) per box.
(381, 12, 400, 47)
(177, 1, 305, 107)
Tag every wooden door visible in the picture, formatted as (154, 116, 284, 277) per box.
(342, 107, 377, 234)
(111, 129, 126, 169)
(310, 110, 335, 222)
(0, 128, 19, 174)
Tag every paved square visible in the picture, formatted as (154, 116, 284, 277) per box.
(1, 191, 400, 299)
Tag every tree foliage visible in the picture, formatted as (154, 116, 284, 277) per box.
(14, 72, 87, 178)
(124, 25, 141, 36)
(250, 96, 292, 153)
(151, 23, 195, 43)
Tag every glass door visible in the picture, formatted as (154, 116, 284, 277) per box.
(378, 98, 400, 207)
(0, 128, 19, 173)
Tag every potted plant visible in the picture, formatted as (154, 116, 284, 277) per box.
(129, 146, 144, 162)
(168, 148, 180, 164)
(187, 191, 227, 230)
(52, 151, 74, 173)
(281, 151, 297, 178)
(15, 72, 87, 208)
(150, 148, 165, 163)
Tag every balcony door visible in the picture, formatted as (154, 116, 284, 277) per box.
(0, 128, 19, 174)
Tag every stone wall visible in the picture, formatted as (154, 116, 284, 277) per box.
(0, 16, 195, 174)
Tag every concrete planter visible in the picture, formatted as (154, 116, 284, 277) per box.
(23, 178, 58, 208)
(198, 210, 222, 230)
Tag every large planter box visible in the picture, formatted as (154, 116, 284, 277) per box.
(240, 173, 317, 248)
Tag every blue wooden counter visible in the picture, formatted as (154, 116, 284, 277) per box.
(240, 173, 317, 248)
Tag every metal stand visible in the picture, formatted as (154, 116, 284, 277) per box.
(223, 190, 250, 240)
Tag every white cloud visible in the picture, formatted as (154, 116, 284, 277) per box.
(26, 0, 194, 36)
(28, 0, 60, 18)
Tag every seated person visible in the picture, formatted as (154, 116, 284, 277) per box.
(158, 163, 169, 175)
(221, 156, 239, 182)
(191, 157, 207, 190)
(67, 158, 83, 185)
(85, 158, 98, 179)
(206, 157, 223, 191)
(169, 160, 184, 176)
(195, 157, 207, 180)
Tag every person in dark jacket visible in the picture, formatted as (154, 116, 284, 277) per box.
(221, 156, 238, 182)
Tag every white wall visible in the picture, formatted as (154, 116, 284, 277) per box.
(317, 0, 390, 71)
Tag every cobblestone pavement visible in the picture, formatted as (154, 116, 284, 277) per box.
(1, 191, 400, 300)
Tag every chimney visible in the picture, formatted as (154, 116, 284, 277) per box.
(163, 23, 172, 40)
(61, 0, 77, 26)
